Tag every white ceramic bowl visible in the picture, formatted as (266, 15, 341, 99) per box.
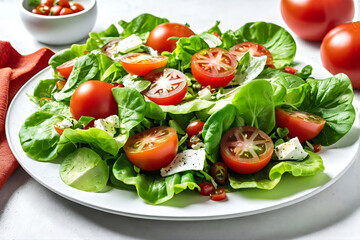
(19, 0, 97, 45)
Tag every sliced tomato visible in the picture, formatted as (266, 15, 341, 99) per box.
(284, 66, 297, 75)
(56, 80, 66, 90)
(210, 188, 227, 201)
(123, 126, 178, 171)
(220, 126, 274, 174)
(59, 7, 74, 15)
(54, 121, 65, 135)
(70, 3, 85, 13)
(120, 53, 168, 76)
(191, 48, 237, 88)
(211, 162, 228, 185)
(143, 68, 188, 105)
(275, 108, 326, 143)
(56, 58, 77, 79)
(229, 42, 274, 66)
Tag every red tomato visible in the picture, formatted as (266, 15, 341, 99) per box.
(56, 58, 77, 79)
(55, 80, 66, 90)
(210, 188, 227, 201)
(313, 144, 321, 153)
(281, 0, 354, 41)
(275, 108, 326, 143)
(320, 22, 360, 89)
(284, 66, 297, 75)
(143, 68, 188, 105)
(60, 7, 74, 15)
(198, 182, 215, 196)
(229, 42, 274, 66)
(120, 53, 168, 76)
(32, 5, 50, 15)
(70, 81, 118, 121)
(70, 3, 85, 13)
(40, 0, 54, 7)
(123, 126, 178, 171)
(146, 23, 195, 53)
(54, 121, 65, 135)
(186, 120, 205, 137)
(111, 82, 124, 88)
(102, 39, 122, 60)
(50, 5, 62, 16)
(188, 135, 200, 148)
(220, 126, 274, 174)
(191, 48, 237, 88)
(211, 162, 228, 185)
(54, 0, 70, 8)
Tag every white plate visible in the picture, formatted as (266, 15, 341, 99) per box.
(5, 56, 360, 221)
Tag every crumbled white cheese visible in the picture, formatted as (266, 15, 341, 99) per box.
(198, 87, 212, 100)
(148, 46, 158, 56)
(116, 34, 143, 53)
(275, 137, 308, 160)
(93, 115, 120, 137)
(191, 141, 205, 150)
(160, 148, 206, 177)
(57, 119, 73, 129)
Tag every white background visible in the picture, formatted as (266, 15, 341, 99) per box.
(1, 0, 360, 239)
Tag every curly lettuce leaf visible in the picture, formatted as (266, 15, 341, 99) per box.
(112, 154, 200, 205)
(229, 151, 324, 190)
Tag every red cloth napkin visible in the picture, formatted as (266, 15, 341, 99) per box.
(0, 41, 54, 190)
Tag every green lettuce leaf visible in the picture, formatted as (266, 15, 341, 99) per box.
(57, 128, 124, 157)
(19, 102, 71, 161)
(221, 22, 296, 68)
(54, 53, 99, 101)
(111, 87, 146, 131)
(112, 153, 200, 205)
(119, 13, 169, 41)
(229, 151, 324, 190)
(48, 44, 88, 71)
(232, 79, 275, 133)
(160, 98, 215, 114)
(298, 74, 355, 145)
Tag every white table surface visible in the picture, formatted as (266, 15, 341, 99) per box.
(1, 0, 360, 239)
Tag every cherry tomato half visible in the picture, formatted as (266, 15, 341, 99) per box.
(220, 126, 274, 174)
(102, 39, 122, 60)
(186, 120, 205, 137)
(211, 162, 228, 185)
(32, 5, 50, 15)
(198, 182, 215, 196)
(229, 42, 274, 66)
(281, 0, 354, 41)
(143, 68, 188, 105)
(56, 58, 77, 79)
(70, 80, 118, 121)
(275, 108, 326, 143)
(146, 23, 195, 53)
(70, 3, 85, 13)
(284, 66, 297, 75)
(191, 48, 237, 88)
(320, 22, 360, 89)
(123, 126, 178, 171)
(59, 7, 74, 15)
(120, 53, 168, 76)
(40, 0, 54, 7)
(56, 80, 66, 90)
(50, 5, 62, 16)
(210, 187, 227, 201)
(188, 135, 200, 148)
(54, 121, 65, 135)
(54, 0, 70, 8)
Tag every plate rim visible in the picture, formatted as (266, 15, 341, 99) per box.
(5, 56, 360, 221)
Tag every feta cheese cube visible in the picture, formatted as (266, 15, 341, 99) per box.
(275, 137, 308, 160)
(57, 119, 73, 129)
(116, 34, 143, 53)
(160, 148, 206, 177)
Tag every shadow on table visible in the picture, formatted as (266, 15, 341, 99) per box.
(55, 158, 360, 240)
(0, 167, 30, 214)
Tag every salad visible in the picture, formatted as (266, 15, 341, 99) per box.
(19, 14, 356, 204)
